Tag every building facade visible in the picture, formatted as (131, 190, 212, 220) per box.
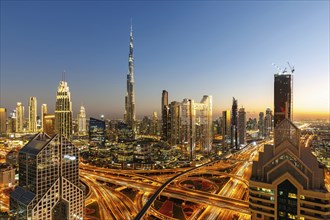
(78, 106, 87, 136)
(231, 97, 238, 150)
(89, 117, 105, 147)
(161, 90, 170, 141)
(43, 114, 55, 136)
(274, 73, 292, 127)
(55, 81, 73, 140)
(264, 107, 273, 138)
(10, 133, 84, 220)
(0, 108, 6, 134)
(41, 104, 48, 131)
(124, 25, 136, 131)
(0, 163, 15, 188)
(28, 97, 37, 132)
(16, 102, 24, 133)
(238, 107, 246, 146)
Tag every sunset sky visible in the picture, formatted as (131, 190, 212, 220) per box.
(1, 1, 329, 120)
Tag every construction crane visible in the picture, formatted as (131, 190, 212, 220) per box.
(287, 62, 295, 73)
(272, 63, 287, 74)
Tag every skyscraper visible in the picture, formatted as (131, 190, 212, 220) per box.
(264, 107, 273, 138)
(41, 104, 48, 131)
(15, 102, 24, 133)
(161, 90, 169, 141)
(89, 117, 106, 147)
(258, 112, 265, 138)
(221, 110, 231, 138)
(238, 107, 246, 145)
(124, 24, 136, 130)
(55, 80, 73, 140)
(0, 108, 6, 134)
(43, 114, 55, 136)
(169, 96, 212, 159)
(78, 106, 87, 136)
(28, 97, 37, 132)
(250, 69, 329, 219)
(231, 97, 238, 150)
(10, 133, 84, 220)
(274, 73, 292, 127)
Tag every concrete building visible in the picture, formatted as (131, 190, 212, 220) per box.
(238, 107, 246, 146)
(41, 104, 47, 131)
(15, 102, 24, 133)
(43, 114, 55, 136)
(0, 163, 15, 188)
(55, 80, 73, 140)
(78, 106, 87, 136)
(0, 108, 6, 134)
(10, 133, 84, 220)
(28, 97, 37, 132)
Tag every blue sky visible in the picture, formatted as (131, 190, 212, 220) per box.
(1, 1, 329, 119)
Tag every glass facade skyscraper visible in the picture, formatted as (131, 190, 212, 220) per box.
(89, 117, 106, 147)
(10, 132, 84, 220)
(274, 73, 292, 127)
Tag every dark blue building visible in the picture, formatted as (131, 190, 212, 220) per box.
(89, 117, 105, 147)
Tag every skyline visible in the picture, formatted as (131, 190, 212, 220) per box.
(1, 1, 329, 120)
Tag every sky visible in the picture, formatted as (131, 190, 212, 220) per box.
(1, 1, 329, 120)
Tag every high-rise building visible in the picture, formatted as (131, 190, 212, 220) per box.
(124, 24, 136, 131)
(231, 98, 238, 150)
(161, 90, 169, 141)
(43, 114, 55, 136)
(250, 70, 329, 219)
(264, 107, 273, 138)
(258, 112, 265, 138)
(169, 96, 212, 159)
(238, 107, 246, 146)
(15, 102, 24, 133)
(0, 163, 15, 188)
(274, 73, 292, 127)
(7, 110, 16, 133)
(55, 81, 73, 140)
(152, 111, 158, 135)
(0, 108, 6, 134)
(89, 117, 106, 147)
(221, 110, 231, 138)
(41, 104, 48, 130)
(78, 106, 87, 136)
(28, 97, 37, 132)
(10, 133, 84, 220)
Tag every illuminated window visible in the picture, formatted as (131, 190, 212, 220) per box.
(300, 195, 305, 200)
(279, 211, 285, 217)
(300, 217, 305, 220)
(288, 193, 297, 199)
(288, 213, 296, 219)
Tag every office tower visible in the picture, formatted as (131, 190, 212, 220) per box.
(264, 107, 273, 138)
(10, 133, 84, 220)
(0, 163, 15, 188)
(89, 117, 106, 147)
(258, 112, 265, 138)
(221, 110, 231, 138)
(238, 107, 246, 145)
(41, 104, 47, 130)
(15, 102, 24, 133)
(43, 114, 56, 136)
(28, 97, 37, 132)
(7, 110, 16, 133)
(274, 72, 292, 127)
(78, 106, 87, 136)
(250, 118, 329, 219)
(231, 98, 238, 150)
(55, 80, 73, 140)
(169, 96, 212, 159)
(161, 90, 170, 141)
(0, 108, 6, 134)
(124, 24, 136, 130)
(169, 101, 181, 146)
(152, 112, 158, 135)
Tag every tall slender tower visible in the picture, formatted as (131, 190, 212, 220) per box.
(274, 72, 292, 127)
(231, 97, 238, 150)
(55, 80, 72, 140)
(238, 107, 246, 145)
(16, 102, 24, 133)
(78, 106, 87, 136)
(161, 90, 169, 141)
(28, 97, 37, 132)
(41, 104, 48, 131)
(124, 23, 136, 130)
(0, 108, 6, 134)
